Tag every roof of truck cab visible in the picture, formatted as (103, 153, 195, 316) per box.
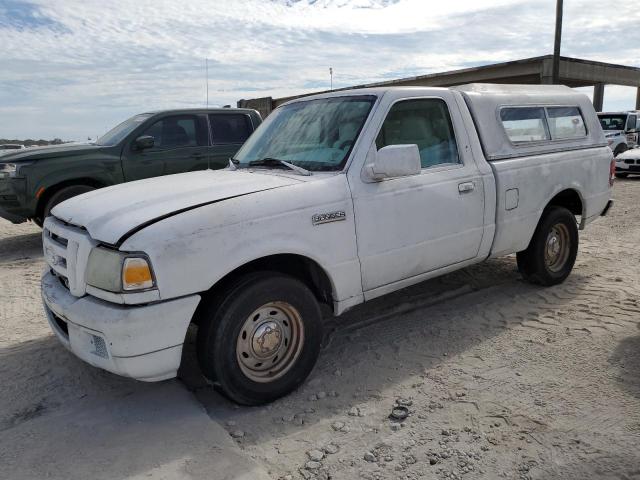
(140, 108, 260, 115)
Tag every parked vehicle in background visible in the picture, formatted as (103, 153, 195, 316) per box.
(0, 144, 26, 157)
(0, 108, 261, 225)
(614, 146, 640, 178)
(41, 84, 613, 405)
(598, 111, 640, 156)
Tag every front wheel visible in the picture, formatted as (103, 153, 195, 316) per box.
(196, 272, 323, 405)
(615, 172, 628, 179)
(517, 206, 579, 286)
(41, 185, 95, 224)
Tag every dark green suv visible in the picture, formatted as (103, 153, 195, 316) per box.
(0, 108, 261, 225)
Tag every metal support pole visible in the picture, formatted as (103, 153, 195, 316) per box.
(593, 83, 605, 112)
(552, 0, 563, 84)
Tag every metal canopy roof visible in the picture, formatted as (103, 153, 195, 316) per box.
(238, 55, 640, 117)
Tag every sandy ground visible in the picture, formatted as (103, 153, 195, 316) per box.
(1, 179, 639, 479)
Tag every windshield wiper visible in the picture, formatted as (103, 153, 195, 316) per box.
(248, 157, 311, 176)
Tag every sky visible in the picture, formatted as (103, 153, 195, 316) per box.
(0, 0, 639, 141)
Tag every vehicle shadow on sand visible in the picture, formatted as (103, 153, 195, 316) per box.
(179, 256, 593, 446)
(0, 231, 42, 264)
(611, 325, 640, 400)
(0, 334, 273, 480)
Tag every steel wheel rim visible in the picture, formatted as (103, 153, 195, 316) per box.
(544, 223, 570, 273)
(236, 301, 304, 383)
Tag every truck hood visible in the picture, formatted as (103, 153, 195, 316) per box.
(0, 143, 103, 162)
(52, 169, 303, 245)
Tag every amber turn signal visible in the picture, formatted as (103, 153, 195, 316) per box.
(122, 257, 154, 291)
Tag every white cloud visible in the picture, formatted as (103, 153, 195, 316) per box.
(0, 0, 639, 140)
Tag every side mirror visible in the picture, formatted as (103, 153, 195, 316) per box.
(134, 135, 154, 150)
(365, 144, 421, 181)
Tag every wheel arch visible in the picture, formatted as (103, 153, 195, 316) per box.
(35, 177, 108, 221)
(193, 253, 335, 325)
(545, 188, 584, 217)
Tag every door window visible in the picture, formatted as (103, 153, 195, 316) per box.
(141, 115, 207, 149)
(627, 115, 637, 131)
(376, 99, 460, 168)
(209, 114, 253, 144)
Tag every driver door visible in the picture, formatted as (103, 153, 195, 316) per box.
(351, 92, 486, 295)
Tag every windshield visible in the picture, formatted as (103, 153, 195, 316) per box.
(234, 95, 376, 171)
(96, 114, 152, 146)
(598, 114, 628, 131)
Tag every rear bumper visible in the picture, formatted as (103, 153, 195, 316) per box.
(601, 199, 614, 216)
(41, 270, 201, 381)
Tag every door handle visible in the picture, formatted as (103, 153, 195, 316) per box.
(191, 153, 205, 159)
(458, 182, 475, 194)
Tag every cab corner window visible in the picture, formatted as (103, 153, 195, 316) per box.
(375, 98, 460, 168)
(547, 106, 586, 139)
(209, 114, 252, 144)
(141, 115, 207, 149)
(500, 107, 549, 143)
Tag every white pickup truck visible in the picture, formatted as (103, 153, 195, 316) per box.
(41, 84, 614, 404)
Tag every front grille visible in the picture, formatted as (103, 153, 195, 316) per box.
(42, 217, 96, 297)
(624, 159, 636, 165)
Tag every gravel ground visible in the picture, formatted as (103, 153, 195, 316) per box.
(2, 179, 639, 480)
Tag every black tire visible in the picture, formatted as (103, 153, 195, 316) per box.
(516, 206, 578, 286)
(196, 272, 323, 405)
(42, 185, 95, 222)
(615, 172, 629, 179)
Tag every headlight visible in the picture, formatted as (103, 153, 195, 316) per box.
(86, 247, 156, 292)
(0, 162, 33, 178)
(0, 163, 17, 178)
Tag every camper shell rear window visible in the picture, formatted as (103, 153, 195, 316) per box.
(500, 106, 587, 145)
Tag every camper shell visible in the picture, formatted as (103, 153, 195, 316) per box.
(454, 83, 606, 161)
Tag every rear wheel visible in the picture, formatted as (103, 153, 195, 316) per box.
(196, 272, 323, 405)
(41, 185, 95, 224)
(517, 207, 578, 286)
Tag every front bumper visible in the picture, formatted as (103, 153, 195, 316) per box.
(616, 164, 640, 173)
(0, 177, 30, 223)
(42, 270, 201, 381)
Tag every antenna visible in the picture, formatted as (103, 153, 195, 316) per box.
(206, 58, 209, 107)
(329, 67, 333, 90)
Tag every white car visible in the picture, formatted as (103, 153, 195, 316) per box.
(598, 111, 640, 156)
(41, 84, 613, 404)
(615, 147, 640, 178)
